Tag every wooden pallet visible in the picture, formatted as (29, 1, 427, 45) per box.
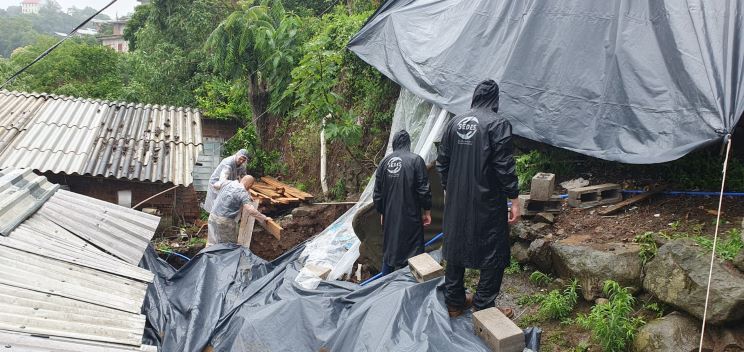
(248, 176, 313, 207)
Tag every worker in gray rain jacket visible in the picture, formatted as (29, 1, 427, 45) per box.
(436, 80, 521, 318)
(374, 130, 432, 275)
(207, 175, 270, 245)
(203, 149, 249, 213)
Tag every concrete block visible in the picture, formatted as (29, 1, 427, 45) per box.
(473, 307, 525, 352)
(530, 172, 555, 201)
(408, 253, 444, 282)
(567, 183, 622, 208)
(519, 195, 562, 216)
(305, 263, 331, 280)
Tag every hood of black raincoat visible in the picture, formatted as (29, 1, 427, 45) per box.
(392, 130, 411, 151)
(470, 80, 499, 113)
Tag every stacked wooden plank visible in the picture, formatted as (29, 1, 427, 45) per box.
(250, 176, 314, 207)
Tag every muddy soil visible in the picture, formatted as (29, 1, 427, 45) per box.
(551, 195, 744, 244)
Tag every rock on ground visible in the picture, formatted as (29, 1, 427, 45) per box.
(634, 311, 744, 352)
(734, 250, 744, 272)
(643, 239, 744, 325)
(511, 242, 530, 264)
(551, 238, 642, 301)
(527, 238, 552, 273)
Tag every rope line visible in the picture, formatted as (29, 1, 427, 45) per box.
(698, 134, 733, 349)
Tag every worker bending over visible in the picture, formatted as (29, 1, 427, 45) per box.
(207, 175, 270, 245)
(437, 80, 520, 318)
(204, 149, 250, 213)
(373, 130, 432, 275)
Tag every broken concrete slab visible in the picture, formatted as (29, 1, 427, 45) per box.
(408, 253, 444, 282)
(473, 307, 525, 352)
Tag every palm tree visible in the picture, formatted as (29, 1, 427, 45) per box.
(206, 0, 300, 147)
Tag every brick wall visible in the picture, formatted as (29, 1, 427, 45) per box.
(42, 172, 201, 222)
(201, 118, 239, 139)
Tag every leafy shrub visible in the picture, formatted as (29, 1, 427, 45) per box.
(518, 278, 580, 322)
(515, 150, 576, 191)
(576, 280, 645, 352)
(330, 179, 346, 201)
(633, 232, 658, 265)
(223, 126, 286, 176)
(538, 279, 580, 321)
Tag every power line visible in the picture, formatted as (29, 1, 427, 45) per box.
(0, 0, 118, 90)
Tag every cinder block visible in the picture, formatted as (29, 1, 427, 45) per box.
(408, 253, 444, 282)
(530, 172, 555, 201)
(473, 307, 525, 352)
(567, 183, 622, 208)
(518, 195, 562, 216)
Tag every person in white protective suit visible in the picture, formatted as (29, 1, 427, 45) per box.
(203, 149, 250, 213)
(207, 175, 271, 245)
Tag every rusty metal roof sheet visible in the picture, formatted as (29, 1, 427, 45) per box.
(0, 168, 58, 235)
(0, 91, 203, 186)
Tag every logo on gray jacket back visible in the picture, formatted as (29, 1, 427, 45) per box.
(387, 157, 402, 175)
(456, 116, 479, 143)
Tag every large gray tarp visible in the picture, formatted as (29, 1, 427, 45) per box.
(348, 0, 744, 163)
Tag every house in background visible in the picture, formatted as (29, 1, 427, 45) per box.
(98, 19, 129, 53)
(0, 90, 217, 224)
(20, 0, 41, 14)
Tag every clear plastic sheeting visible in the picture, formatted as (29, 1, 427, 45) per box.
(349, 0, 744, 163)
(296, 89, 449, 288)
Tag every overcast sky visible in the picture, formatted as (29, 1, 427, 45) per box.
(0, 0, 138, 18)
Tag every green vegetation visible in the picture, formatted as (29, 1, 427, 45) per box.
(576, 281, 645, 352)
(643, 224, 743, 262)
(518, 278, 580, 322)
(515, 150, 576, 191)
(504, 256, 521, 275)
(633, 232, 658, 266)
(528, 270, 554, 286)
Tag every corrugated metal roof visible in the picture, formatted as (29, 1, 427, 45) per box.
(0, 91, 203, 186)
(37, 189, 160, 265)
(0, 168, 58, 235)
(0, 168, 160, 349)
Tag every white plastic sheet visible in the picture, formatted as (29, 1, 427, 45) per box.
(296, 89, 451, 288)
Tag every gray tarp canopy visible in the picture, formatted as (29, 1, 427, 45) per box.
(348, 0, 744, 163)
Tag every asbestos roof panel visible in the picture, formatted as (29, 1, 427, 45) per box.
(0, 168, 157, 348)
(0, 245, 149, 313)
(0, 91, 203, 186)
(0, 331, 154, 352)
(36, 189, 160, 265)
(0, 168, 58, 235)
(0, 285, 147, 347)
(3, 216, 154, 282)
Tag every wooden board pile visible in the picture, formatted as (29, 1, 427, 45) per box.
(249, 176, 314, 208)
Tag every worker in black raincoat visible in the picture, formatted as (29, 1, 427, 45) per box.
(436, 80, 520, 318)
(374, 130, 432, 275)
